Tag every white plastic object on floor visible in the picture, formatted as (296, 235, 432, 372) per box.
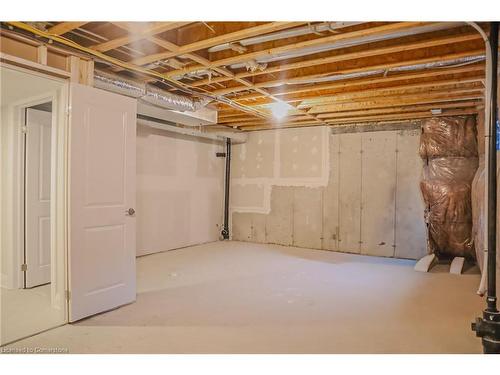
(414, 253, 437, 272)
(449, 256, 465, 275)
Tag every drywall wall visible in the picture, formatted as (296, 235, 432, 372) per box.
(231, 126, 427, 260)
(136, 125, 225, 256)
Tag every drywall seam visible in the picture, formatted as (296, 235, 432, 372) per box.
(231, 126, 330, 214)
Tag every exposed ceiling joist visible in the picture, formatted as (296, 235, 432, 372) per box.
(190, 31, 482, 88)
(164, 22, 439, 78)
(47, 22, 87, 35)
(124, 22, 307, 67)
(91, 22, 192, 52)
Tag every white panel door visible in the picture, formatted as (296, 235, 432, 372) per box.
(360, 131, 397, 257)
(25, 108, 52, 288)
(69, 84, 137, 322)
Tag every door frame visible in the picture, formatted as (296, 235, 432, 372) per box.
(0, 63, 69, 317)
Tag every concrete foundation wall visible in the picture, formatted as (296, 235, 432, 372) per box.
(231, 126, 427, 260)
(136, 125, 224, 256)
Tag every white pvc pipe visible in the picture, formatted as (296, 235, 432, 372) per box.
(468, 22, 491, 296)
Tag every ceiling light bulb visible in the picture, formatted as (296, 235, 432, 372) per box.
(270, 101, 290, 119)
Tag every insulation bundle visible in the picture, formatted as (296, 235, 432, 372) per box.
(419, 116, 478, 260)
(419, 117, 478, 159)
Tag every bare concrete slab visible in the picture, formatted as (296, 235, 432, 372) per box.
(5, 241, 483, 354)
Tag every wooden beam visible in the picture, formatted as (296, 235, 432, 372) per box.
(190, 32, 483, 87)
(315, 101, 480, 119)
(222, 49, 485, 101)
(120, 25, 327, 126)
(232, 99, 481, 127)
(233, 77, 483, 112)
(91, 22, 191, 52)
(48, 22, 87, 35)
(216, 50, 485, 97)
(231, 100, 481, 128)
(306, 91, 484, 114)
(110, 23, 279, 121)
(165, 22, 434, 78)
(126, 22, 307, 67)
(302, 80, 483, 108)
(242, 109, 478, 131)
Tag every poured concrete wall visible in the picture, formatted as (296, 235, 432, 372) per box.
(231, 126, 426, 260)
(136, 125, 224, 256)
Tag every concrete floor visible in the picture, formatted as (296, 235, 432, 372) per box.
(1, 284, 65, 345)
(3, 241, 484, 353)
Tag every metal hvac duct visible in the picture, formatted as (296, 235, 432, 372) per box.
(94, 71, 208, 112)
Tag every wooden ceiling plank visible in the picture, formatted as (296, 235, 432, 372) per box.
(48, 22, 88, 35)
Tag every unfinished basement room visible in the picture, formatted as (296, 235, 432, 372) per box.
(1, 3, 500, 366)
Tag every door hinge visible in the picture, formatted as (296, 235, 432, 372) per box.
(21, 263, 27, 271)
(65, 290, 71, 300)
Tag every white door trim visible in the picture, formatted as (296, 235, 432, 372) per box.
(0, 63, 69, 316)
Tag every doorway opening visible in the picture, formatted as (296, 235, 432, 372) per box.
(0, 65, 68, 346)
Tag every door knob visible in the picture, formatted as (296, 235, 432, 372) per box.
(126, 208, 136, 216)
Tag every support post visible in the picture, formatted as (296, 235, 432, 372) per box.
(472, 21, 500, 354)
(221, 138, 231, 240)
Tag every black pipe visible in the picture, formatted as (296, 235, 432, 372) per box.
(487, 21, 499, 313)
(221, 138, 231, 240)
(472, 22, 500, 354)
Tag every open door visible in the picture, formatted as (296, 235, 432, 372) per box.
(25, 108, 52, 288)
(68, 83, 137, 322)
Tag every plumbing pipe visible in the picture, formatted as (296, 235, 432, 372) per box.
(471, 21, 500, 355)
(207, 22, 362, 53)
(467, 23, 493, 297)
(485, 23, 498, 314)
(221, 138, 232, 240)
(228, 22, 464, 69)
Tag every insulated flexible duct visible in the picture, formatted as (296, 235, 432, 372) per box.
(94, 71, 207, 112)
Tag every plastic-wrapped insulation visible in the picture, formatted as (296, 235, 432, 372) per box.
(419, 116, 479, 260)
(419, 116, 478, 158)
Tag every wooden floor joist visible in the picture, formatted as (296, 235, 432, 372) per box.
(2, 21, 487, 131)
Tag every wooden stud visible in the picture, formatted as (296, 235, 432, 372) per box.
(36, 45, 47, 65)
